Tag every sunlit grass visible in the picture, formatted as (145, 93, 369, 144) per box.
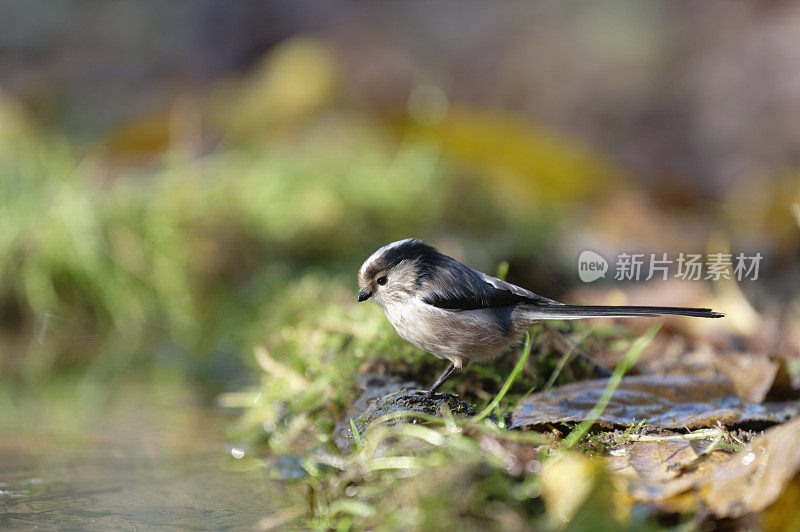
(224, 273, 665, 529)
(0, 118, 559, 386)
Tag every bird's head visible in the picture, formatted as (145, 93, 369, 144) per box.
(357, 238, 439, 307)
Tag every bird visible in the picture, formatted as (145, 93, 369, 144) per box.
(356, 238, 724, 397)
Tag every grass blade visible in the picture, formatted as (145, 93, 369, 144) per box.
(561, 323, 660, 449)
(472, 330, 532, 422)
(350, 418, 364, 449)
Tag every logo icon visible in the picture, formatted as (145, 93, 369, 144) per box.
(578, 250, 608, 282)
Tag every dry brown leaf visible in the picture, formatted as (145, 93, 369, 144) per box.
(700, 417, 800, 518)
(511, 375, 800, 430)
(606, 418, 800, 519)
(607, 440, 734, 505)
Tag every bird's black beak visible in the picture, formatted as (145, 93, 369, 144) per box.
(357, 290, 372, 302)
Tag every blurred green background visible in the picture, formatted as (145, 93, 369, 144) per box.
(3, 3, 800, 529)
(1, 0, 798, 402)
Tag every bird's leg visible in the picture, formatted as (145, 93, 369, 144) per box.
(425, 363, 460, 397)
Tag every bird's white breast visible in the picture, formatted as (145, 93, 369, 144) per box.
(378, 296, 522, 367)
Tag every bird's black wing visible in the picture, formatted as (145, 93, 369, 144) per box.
(420, 256, 560, 311)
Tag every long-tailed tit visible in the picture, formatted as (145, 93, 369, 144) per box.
(357, 238, 723, 396)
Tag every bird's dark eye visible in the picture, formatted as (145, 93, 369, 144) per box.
(376, 275, 388, 286)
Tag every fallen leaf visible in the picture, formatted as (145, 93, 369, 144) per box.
(700, 417, 800, 517)
(637, 347, 781, 404)
(606, 418, 800, 520)
(607, 439, 734, 504)
(511, 375, 800, 430)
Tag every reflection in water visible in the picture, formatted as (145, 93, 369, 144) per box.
(0, 379, 303, 529)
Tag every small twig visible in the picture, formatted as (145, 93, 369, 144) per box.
(626, 428, 724, 442)
(546, 325, 610, 374)
(542, 330, 591, 392)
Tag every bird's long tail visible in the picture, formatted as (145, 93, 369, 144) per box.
(524, 304, 724, 320)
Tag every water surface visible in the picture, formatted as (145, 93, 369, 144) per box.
(0, 378, 301, 530)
